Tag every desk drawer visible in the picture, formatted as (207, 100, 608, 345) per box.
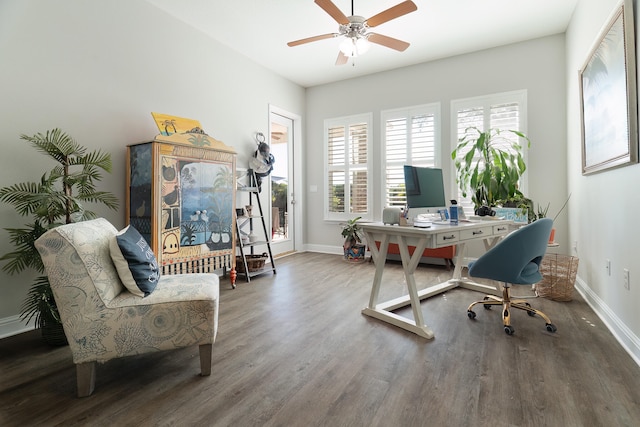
(493, 224, 510, 235)
(435, 230, 459, 246)
(459, 225, 493, 241)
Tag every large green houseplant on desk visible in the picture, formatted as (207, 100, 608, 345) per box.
(0, 129, 118, 345)
(452, 127, 531, 212)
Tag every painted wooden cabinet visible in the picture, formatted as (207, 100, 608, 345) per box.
(126, 132, 236, 278)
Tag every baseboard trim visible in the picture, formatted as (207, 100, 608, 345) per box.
(0, 315, 34, 339)
(304, 244, 341, 255)
(574, 275, 640, 367)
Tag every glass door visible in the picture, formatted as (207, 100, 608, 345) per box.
(269, 111, 295, 255)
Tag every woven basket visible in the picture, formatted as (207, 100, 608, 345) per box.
(236, 254, 268, 273)
(536, 253, 579, 302)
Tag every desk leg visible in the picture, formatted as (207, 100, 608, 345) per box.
(484, 236, 502, 251)
(362, 232, 438, 339)
(361, 226, 507, 339)
(453, 241, 501, 296)
(451, 242, 466, 281)
(366, 232, 389, 309)
(397, 235, 429, 332)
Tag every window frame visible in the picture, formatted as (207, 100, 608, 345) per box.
(450, 90, 528, 216)
(324, 113, 373, 222)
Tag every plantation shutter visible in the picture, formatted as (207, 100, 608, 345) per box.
(327, 125, 346, 214)
(349, 123, 368, 214)
(452, 91, 527, 216)
(383, 104, 440, 208)
(454, 106, 485, 215)
(325, 114, 372, 220)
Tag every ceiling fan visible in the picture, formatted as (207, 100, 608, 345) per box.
(287, 0, 418, 65)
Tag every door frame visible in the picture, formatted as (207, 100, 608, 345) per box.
(268, 104, 302, 254)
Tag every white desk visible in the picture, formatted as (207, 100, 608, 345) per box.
(361, 220, 512, 339)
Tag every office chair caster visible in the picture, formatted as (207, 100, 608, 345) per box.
(525, 302, 536, 316)
(545, 323, 557, 333)
(467, 310, 476, 319)
(504, 325, 515, 335)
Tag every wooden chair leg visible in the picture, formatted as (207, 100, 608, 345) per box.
(76, 362, 96, 397)
(199, 344, 212, 376)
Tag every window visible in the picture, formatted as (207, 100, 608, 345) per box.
(325, 113, 372, 221)
(381, 104, 441, 208)
(451, 90, 528, 215)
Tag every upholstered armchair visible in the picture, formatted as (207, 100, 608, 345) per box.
(35, 218, 219, 397)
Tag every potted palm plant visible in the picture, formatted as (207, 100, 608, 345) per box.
(451, 127, 531, 212)
(0, 129, 119, 345)
(341, 216, 365, 262)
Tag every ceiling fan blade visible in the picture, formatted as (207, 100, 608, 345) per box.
(366, 1, 417, 28)
(315, 0, 349, 25)
(368, 33, 410, 52)
(287, 33, 336, 47)
(335, 51, 349, 66)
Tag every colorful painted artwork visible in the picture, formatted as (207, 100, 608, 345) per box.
(176, 161, 234, 250)
(128, 143, 153, 241)
(151, 112, 204, 136)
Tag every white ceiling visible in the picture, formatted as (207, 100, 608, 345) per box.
(147, 0, 579, 88)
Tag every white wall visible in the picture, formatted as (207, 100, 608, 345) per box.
(305, 35, 568, 255)
(566, 0, 640, 364)
(0, 0, 305, 336)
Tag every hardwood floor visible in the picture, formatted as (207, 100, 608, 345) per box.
(2, 252, 640, 426)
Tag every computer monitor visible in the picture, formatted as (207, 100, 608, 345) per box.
(403, 165, 447, 219)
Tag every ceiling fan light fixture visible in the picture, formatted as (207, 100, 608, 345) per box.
(339, 36, 370, 57)
(287, 0, 417, 65)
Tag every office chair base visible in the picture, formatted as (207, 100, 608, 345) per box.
(467, 286, 557, 335)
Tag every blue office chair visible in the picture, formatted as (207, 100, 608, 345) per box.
(466, 218, 557, 335)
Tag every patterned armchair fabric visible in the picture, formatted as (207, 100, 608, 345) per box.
(35, 218, 219, 397)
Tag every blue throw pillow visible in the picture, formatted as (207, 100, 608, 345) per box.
(109, 225, 160, 297)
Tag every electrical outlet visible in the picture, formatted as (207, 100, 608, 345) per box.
(606, 259, 611, 276)
(624, 268, 630, 290)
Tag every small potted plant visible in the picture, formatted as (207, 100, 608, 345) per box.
(533, 194, 571, 243)
(0, 129, 118, 345)
(535, 202, 550, 220)
(341, 216, 365, 262)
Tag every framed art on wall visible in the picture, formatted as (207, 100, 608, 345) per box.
(579, 0, 638, 175)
